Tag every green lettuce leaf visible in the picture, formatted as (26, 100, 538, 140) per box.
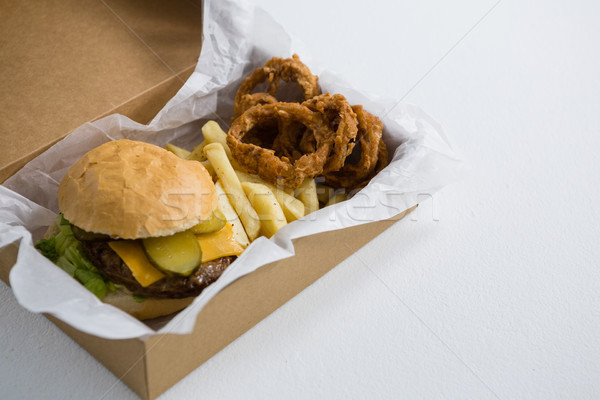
(34, 237, 59, 261)
(35, 214, 111, 300)
(55, 256, 77, 277)
(64, 245, 96, 271)
(132, 294, 147, 303)
(84, 277, 108, 299)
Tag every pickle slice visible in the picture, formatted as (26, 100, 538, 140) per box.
(189, 209, 226, 234)
(142, 231, 202, 276)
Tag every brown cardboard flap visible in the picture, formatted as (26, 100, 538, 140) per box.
(0, 243, 18, 285)
(0, 65, 196, 183)
(102, 0, 203, 77)
(0, 0, 202, 183)
(97, 64, 197, 123)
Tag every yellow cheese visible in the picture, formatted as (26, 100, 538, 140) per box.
(197, 222, 244, 262)
(107, 224, 244, 287)
(108, 241, 165, 287)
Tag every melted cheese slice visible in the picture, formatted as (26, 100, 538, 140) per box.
(108, 241, 165, 287)
(197, 223, 244, 262)
(107, 223, 243, 287)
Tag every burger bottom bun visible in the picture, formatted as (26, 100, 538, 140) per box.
(103, 290, 195, 320)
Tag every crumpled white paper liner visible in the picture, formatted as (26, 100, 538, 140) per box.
(0, 0, 466, 339)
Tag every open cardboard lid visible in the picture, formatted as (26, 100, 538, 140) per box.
(0, 0, 203, 183)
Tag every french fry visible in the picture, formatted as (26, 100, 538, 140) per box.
(214, 181, 249, 247)
(167, 142, 215, 179)
(325, 191, 347, 207)
(241, 182, 287, 238)
(204, 143, 260, 241)
(201, 121, 240, 168)
(235, 170, 304, 222)
(200, 160, 216, 178)
(316, 183, 335, 204)
(233, 170, 266, 186)
(165, 143, 191, 159)
(188, 141, 207, 161)
(296, 178, 319, 216)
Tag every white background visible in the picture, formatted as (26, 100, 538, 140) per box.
(2, 0, 600, 399)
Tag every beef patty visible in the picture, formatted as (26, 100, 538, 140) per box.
(82, 241, 234, 298)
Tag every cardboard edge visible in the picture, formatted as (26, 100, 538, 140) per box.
(96, 64, 196, 122)
(0, 243, 18, 285)
(0, 64, 196, 184)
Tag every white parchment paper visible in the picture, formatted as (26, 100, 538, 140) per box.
(0, 0, 465, 339)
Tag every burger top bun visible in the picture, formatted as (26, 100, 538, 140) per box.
(58, 139, 217, 239)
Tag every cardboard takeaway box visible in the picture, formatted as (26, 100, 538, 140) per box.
(0, 1, 413, 399)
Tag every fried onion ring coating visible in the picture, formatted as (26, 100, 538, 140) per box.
(230, 55, 389, 191)
(234, 54, 320, 117)
(271, 93, 359, 172)
(227, 103, 336, 189)
(324, 105, 386, 188)
(236, 93, 278, 119)
(302, 93, 358, 172)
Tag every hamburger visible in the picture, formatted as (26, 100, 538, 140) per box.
(35, 139, 244, 320)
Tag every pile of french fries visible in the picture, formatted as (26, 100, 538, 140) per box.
(165, 121, 348, 246)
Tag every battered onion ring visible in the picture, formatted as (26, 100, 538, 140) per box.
(330, 138, 389, 190)
(302, 94, 358, 172)
(324, 106, 385, 188)
(364, 139, 389, 184)
(233, 55, 320, 117)
(227, 103, 337, 189)
(236, 93, 278, 118)
(270, 115, 307, 161)
(272, 94, 358, 171)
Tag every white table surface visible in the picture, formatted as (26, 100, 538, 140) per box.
(2, 0, 599, 399)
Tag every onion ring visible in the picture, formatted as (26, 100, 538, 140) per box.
(235, 93, 278, 119)
(362, 139, 389, 185)
(230, 55, 387, 191)
(332, 138, 389, 190)
(324, 105, 385, 188)
(233, 54, 319, 117)
(227, 103, 336, 189)
(302, 93, 358, 172)
(270, 116, 308, 161)
(272, 93, 358, 170)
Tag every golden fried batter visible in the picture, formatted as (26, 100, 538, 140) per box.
(324, 106, 386, 188)
(234, 54, 320, 117)
(227, 103, 335, 189)
(228, 55, 388, 191)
